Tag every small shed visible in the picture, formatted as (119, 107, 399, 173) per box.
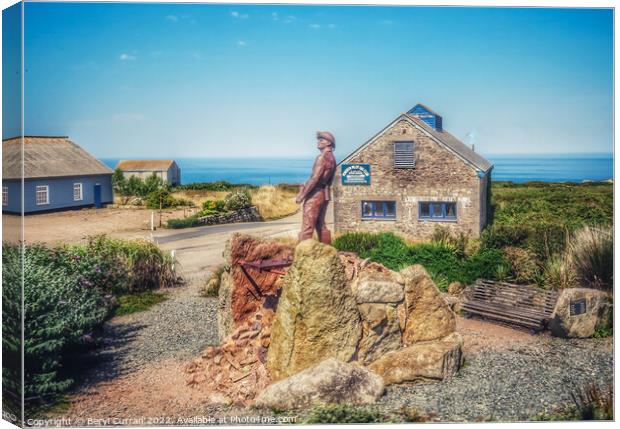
(2, 136, 114, 214)
(116, 160, 181, 186)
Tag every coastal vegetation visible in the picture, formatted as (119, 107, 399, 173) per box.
(166, 184, 299, 228)
(334, 181, 613, 290)
(1, 236, 178, 407)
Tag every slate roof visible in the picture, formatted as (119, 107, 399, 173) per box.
(116, 160, 176, 172)
(406, 114, 492, 172)
(341, 112, 492, 173)
(2, 136, 114, 180)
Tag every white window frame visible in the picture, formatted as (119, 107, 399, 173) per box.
(2, 187, 8, 206)
(73, 183, 83, 201)
(36, 185, 49, 205)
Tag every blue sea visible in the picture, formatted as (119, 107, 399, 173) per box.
(101, 154, 613, 186)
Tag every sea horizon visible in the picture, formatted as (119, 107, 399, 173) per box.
(101, 153, 614, 186)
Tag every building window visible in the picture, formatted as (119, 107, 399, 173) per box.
(2, 187, 7, 206)
(394, 141, 415, 168)
(36, 185, 49, 205)
(73, 183, 83, 201)
(419, 202, 457, 221)
(362, 201, 396, 219)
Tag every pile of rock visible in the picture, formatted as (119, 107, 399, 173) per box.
(187, 235, 464, 408)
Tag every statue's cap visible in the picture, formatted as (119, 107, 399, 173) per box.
(316, 131, 336, 148)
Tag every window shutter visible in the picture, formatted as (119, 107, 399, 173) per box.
(394, 141, 415, 168)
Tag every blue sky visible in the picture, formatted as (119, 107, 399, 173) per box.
(3, 2, 614, 158)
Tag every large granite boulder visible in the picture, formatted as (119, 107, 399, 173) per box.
(368, 332, 464, 385)
(549, 288, 613, 338)
(266, 240, 362, 380)
(400, 265, 456, 344)
(255, 358, 384, 409)
(357, 303, 402, 364)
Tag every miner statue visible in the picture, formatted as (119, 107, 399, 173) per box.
(296, 131, 337, 244)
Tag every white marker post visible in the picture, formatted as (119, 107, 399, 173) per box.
(151, 211, 155, 231)
(171, 250, 176, 275)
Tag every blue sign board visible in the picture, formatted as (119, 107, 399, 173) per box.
(342, 164, 371, 185)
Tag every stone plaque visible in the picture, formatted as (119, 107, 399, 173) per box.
(569, 298, 587, 316)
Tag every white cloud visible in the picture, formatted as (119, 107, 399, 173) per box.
(283, 16, 297, 24)
(309, 23, 321, 29)
(380, 19, 394, 25)
(231, 11, 249, 19)
(119, 53, 136, 61)
(237, 40, 247, 47)
(272, 12, 278, 21)
(328, 23, 336, 29)
(166, 15, 178, 22)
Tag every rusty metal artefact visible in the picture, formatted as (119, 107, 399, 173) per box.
(296, 131, 337, 244)
(239, 257, 293, 300)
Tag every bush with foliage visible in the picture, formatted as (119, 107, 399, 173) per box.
(200, 265, 226, 297)
(567, 225, 613, 290)
(3, 243, 110, 402)
(224, 188, 252, 211)
(146, 188, 175, 209)
(332, 232, 380, 257)
(166, 217, 203, 229)
(333, 232, 510, 290)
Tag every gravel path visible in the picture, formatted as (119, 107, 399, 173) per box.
(72, 281, 219, 388)
(378, 335, 614, 422)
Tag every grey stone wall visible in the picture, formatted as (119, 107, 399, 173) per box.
(333, 118, 488, 240)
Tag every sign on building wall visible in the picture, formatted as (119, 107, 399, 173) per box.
(341, 164, 371, 185)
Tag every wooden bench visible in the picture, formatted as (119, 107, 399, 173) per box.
(461, 279, 559, 332)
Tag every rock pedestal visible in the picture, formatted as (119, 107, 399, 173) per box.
(266, 240, 362, 381)
(194, 236, 464, 408)
(549, 288, 613, 338)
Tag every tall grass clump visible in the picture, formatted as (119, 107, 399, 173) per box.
(543, 254, 577, 290)
(251, 185, 298, 220)
(567, 225, 613, 290)
(332, 232, 380, 258)
(79, 235, 177, 292)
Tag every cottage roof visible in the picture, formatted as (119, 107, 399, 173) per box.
(340, 113, 492, 173)
(2, 136, 114, 180)
(116, 160, 175, 172)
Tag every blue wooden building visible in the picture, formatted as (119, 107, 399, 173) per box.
(2, 136, 114, 214)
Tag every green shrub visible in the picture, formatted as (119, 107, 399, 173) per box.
(146, 188, 175, 209)
(567, 225, 613, 290)
(2, 243, 110, 402)
(224, 189, 252, 211)
(2, 243, 22, 416)
(202, 199, 226, 213)
(368, 233, 411, 270)
(172, 197, 195, 207)
(462, 249, 509, 283)
(166, 216, 203, 229)
(481, 224, 530, 250)
(332, 232, 380, 258)
(305, 404, 387, 424)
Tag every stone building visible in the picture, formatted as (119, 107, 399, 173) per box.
(116, 159, 181, 186)
(333, 103, 493, 239)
